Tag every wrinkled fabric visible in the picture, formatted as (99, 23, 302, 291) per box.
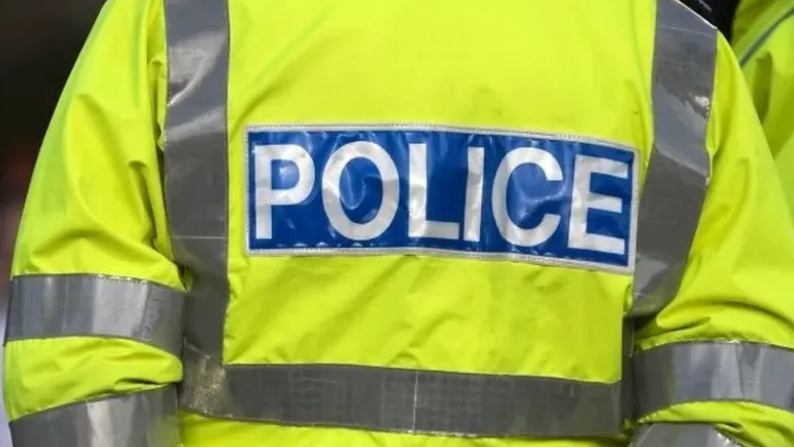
(5, 1, 794, 447)
(733, 0, 794, 217)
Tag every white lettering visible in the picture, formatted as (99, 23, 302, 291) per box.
(492, 147, 562, 247)
(463, 147, 485, 242)
(254, 144, 315, 240)
(408, 143, 460, 240)
(322, 141, 400, 241)
(569, 155, 629, 255)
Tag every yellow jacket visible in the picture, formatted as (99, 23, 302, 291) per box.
(733, 0, 794, 217)
(5, 1, 794, 446)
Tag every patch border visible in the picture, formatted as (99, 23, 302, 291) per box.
(243, 124, 639, 274)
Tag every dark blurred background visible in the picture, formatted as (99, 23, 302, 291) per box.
(0, 1, 106, 444)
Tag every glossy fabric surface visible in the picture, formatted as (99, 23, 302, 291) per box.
(8, 0, 794, 446)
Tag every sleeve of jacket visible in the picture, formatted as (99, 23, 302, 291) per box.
(737, 12, 794, 219)
(3, 1, 183, 446)
(630, 31, 794, 447)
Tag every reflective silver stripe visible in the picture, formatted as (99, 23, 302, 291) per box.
(10, 387, 180, 447)
(623, 0, 718, 423)
(631, 0, 717, 317)
(163, 0, 230, 361)
(635, 341, 794, 417)
(632, 424, 741, 447)
(179, 345, 622, 437)
(6, 274, 184, 356)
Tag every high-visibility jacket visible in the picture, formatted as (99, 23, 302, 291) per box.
(5, 0, 794, 446)
(732, 0, 794, 217)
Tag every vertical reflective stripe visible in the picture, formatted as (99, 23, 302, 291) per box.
(631, 0, 717, 317)
(632, 423, 741, 447)
(6, 274, 185, 356)
(163, 0, 230, 361)
(635, 341, 794, 417)
(620, 320, 637, 422)
(10, 387, 180, 447)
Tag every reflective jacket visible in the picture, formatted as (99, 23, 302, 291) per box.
(5, 1, 794, 446)
(732, 0, 794, 217)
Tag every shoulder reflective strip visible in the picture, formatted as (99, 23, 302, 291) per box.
(163, 0, 230, 360)
(740, 5, 794, 66)
(630, 0, 717, 317)
(634, 341, 794, 417)
(632, 423, 740, 447)
(9, 387, 179, 447)
(179, 344, 623, 438)
(5, 275, 184, 356)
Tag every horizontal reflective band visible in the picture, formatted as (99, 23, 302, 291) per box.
(632, 423, 740, 447)
(635, 341, 794, 417)
(7, 275, 185, 356)
(180, 345, 623, 437)
(10, 387, 180, 447)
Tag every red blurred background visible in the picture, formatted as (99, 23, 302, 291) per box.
(0, 1, 106, 444)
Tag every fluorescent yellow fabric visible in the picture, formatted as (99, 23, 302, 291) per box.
(634, 33, 794, 447)
(225, 0, 644, 381)
(207, 1, 645, 445)
(733, 0, 794, 217)
(4, 0, 181, 421)
(5, 1, 794, 447)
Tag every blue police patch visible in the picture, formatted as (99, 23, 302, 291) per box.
(246, 125, 637, 272)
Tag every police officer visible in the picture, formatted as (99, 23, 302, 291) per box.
(5, 1, 794, 446)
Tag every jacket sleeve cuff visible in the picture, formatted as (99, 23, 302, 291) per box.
(9, 387, 180, 447)
(631, 423, 741, 446)
(7, 274, 185, 356)
(634, 340, 794, 417)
